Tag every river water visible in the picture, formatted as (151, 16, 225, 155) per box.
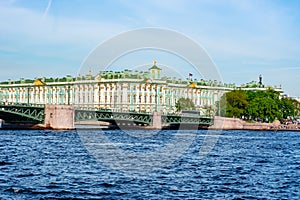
(0, 129, 299, 199)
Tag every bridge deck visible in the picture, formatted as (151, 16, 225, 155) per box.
(0, 103, 214, 127)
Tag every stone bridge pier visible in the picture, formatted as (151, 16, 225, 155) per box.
(152, 112, 162, 129)
(44, 105, 74, 129)
(43, 105, 163, 130)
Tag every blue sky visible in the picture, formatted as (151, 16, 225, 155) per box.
(0, 0, 300, 96)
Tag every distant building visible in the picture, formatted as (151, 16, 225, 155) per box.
(0, 61, 284, 113)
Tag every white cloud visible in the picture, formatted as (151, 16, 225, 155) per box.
(121, 0, 300, 61)
(0, 3, 127, 56)
(1, 1, 300, 96)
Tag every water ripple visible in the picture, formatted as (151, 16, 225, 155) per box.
(0, 130, 299, 199)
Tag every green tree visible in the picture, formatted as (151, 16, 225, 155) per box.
(246, 96, 280, 122)
(216, 90, 248, 118)
(175, 98, 195, 111)
(281, 97, 300, 119)
(216, 89, 289, 123)
(246, 90, 282, 122)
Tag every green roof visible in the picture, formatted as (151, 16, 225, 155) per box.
(149, 64, 161, 70)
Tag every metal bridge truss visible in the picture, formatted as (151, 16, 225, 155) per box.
(0, 103, 214, 126)
(75, 109, 153, 125)
(0, 104, 45, 123)
(162, 114, 214, 126)
(75, 109, 213, 126)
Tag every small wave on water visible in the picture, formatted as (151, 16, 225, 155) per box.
(0, 129, 299, 199)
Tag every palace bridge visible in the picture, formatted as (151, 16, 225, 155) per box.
(0, 102, 214, 129)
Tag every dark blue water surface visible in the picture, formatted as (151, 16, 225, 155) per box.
(0, 129, 299, 199)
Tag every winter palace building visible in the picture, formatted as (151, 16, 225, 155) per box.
(0, 62, 283, 114)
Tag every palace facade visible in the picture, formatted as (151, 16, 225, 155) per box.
(0, 62, 283, 114)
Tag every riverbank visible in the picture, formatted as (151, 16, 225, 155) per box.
(1, 117, 299, 131)
(209, 116, 300, 131)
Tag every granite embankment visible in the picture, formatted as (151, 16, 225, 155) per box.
(209, 116, 300, 131)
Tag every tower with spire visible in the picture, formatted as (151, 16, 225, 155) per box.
(259, 74, 262, 85)
(149, 60, 161, 79)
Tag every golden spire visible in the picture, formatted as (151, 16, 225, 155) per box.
(153, 60, 157, 65)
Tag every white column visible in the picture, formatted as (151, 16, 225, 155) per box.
(146, 85, 150, 106)
(94, 84, 99, 106)
(135, 85, 139, 104)
(31, 88, 35, 104)
(122, 83, 128, 110)
(74, 86, 78, 105)
(84, 85, 88, 106)
(100, 84, 105, 106)
(40, 87, 44, 104)
(106, 84, 110, 108)
(141, 84, 145, 104)
(89, 85, 93, 106)
(110, 84, 114, 108)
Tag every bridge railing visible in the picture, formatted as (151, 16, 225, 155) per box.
(74, 107, 214, 126)
(161, 113, 214, 126)
(74, 108, 153, 124)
